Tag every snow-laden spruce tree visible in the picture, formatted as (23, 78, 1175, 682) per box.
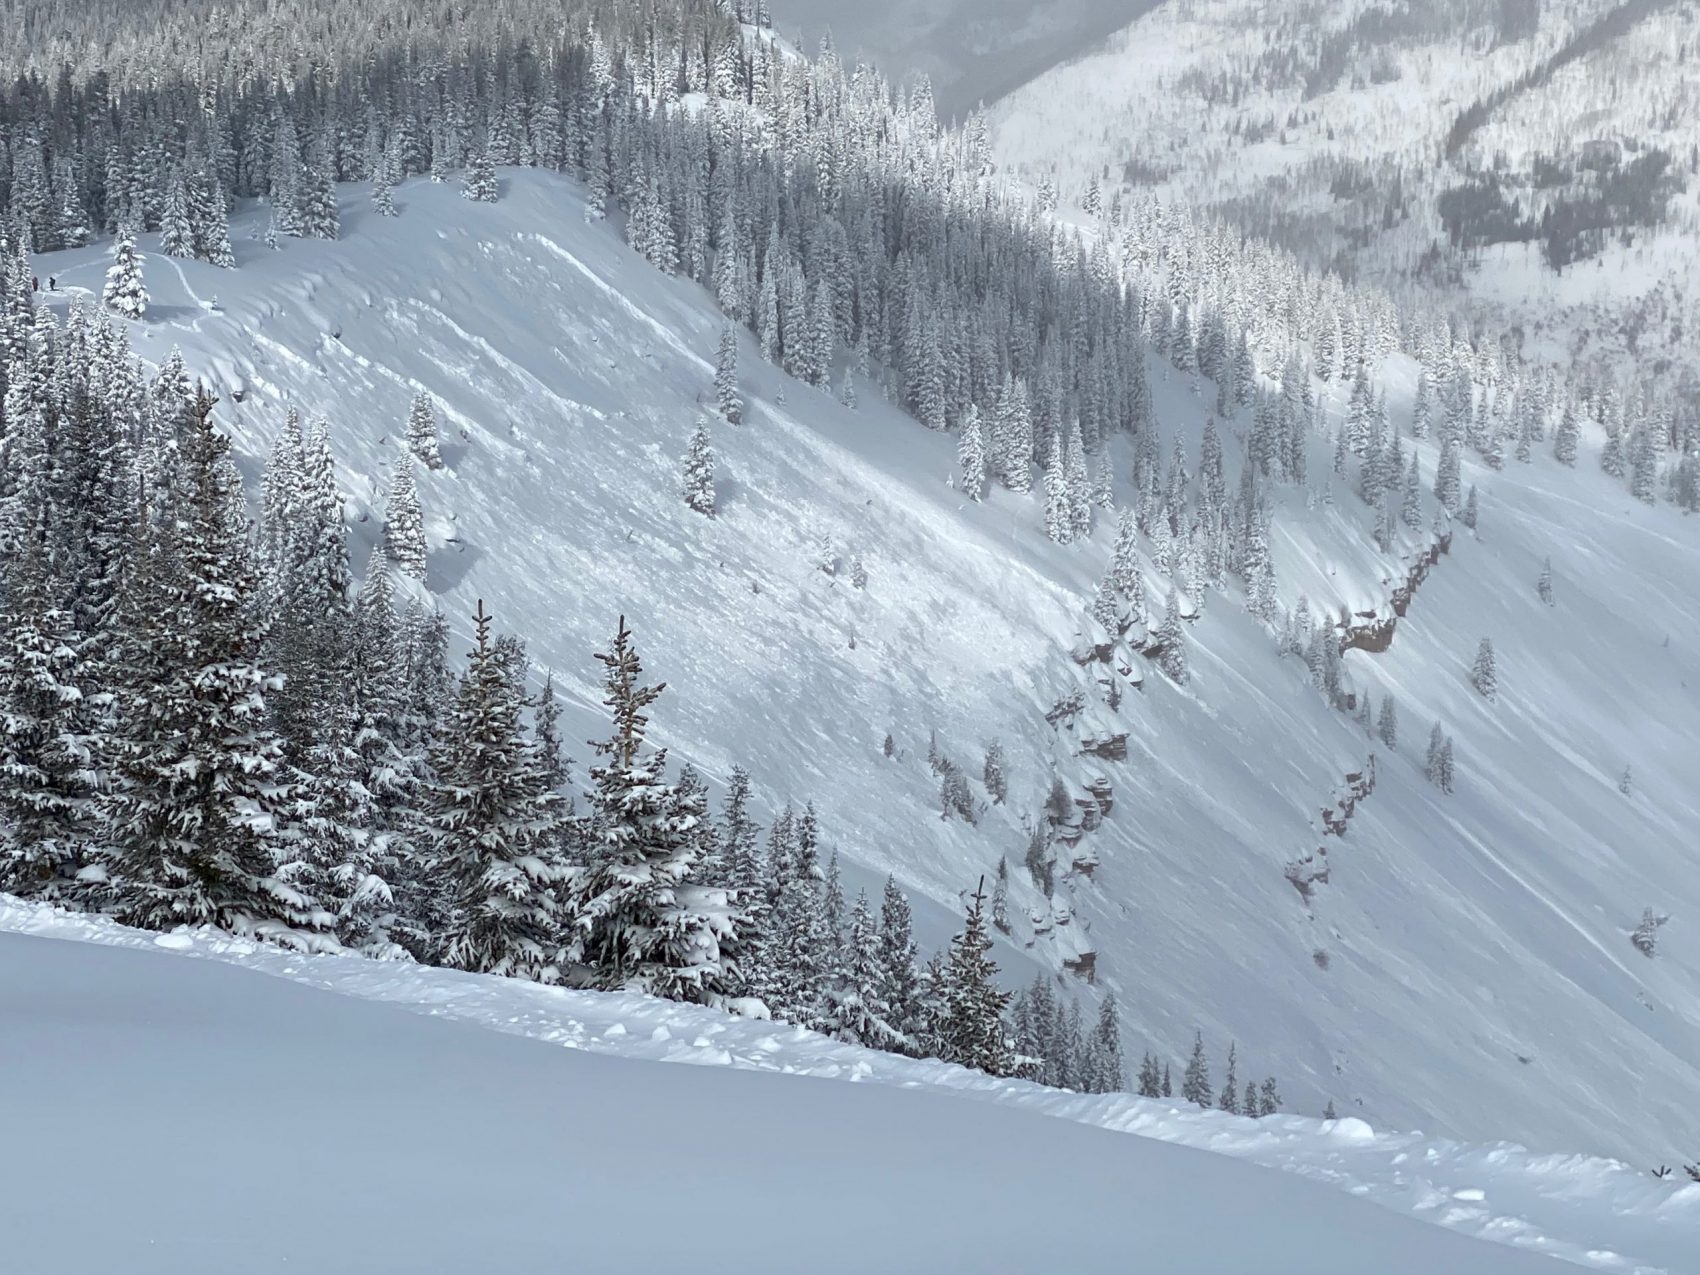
(1537, 557, 1554, 605)
(1156, 586, 1189, 684)
(682, 421, 716, 516)
(935, 879, 1012, 1076)
(372, 169, 398, 217)
(427, 601, 564, 982)
(384, 455, 428, 581)
(981, 739, 1007, 805)
(1433, 436, 1462, 512)
(877, 874, 926, 1054)
(101, 389, 332, 945)
(1378, 694, 1398, 748)
(0, 550, 101, 901)
(958, 404, 987, 499)
(159, 169, 194, 258)
(831, 888, 903, 1050)
(1043, 433, 1073, 544)
(1470, 636, 1497, 701)
(102, 228, 147, 319)
(1218, 1041, 1240, 1113)
(1554, 403, 1580, 466)
(565, 615, 738, 1005)
(1086, 997, 1125, 1094)
(714, 321, 742, 424)
(463, 142, 498, 202)
(1181, 1031, 1213, 1107)
(405, 391, 445, 470)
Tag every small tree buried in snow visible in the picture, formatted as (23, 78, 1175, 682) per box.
(102, 229, 148, 319)
(682, 421, 716, 516)
(564, 616, 738, 1006)
(1630, 908, 1667, 957)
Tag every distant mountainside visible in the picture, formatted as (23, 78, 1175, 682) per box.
(988, 0, 1700, 402)
(765, 0, 1161, 117)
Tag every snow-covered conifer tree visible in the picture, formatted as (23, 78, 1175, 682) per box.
(1470, 637, 1497, 701)
(1377, 694, 1398, 748)
(1181, 1031, 1212, 1107)
(714, 322, 743, 424)
(384, 456, 428, 581)
(683, 421, 716, 516)
(405, 392, 445, 470)
(1156, 586, 1188, 684)
(958, 404, 987, 500)
(982, 740, 1007, 805)
(1218, 1042, 1240, 1113)
(102, 229, 147, 320)
(463, 142, 499, 203)
(935, 879, 1012, 1076)
(102, 390, 330, 945)
(565, 616, 737, 1004)
(427, 602, 563, 981)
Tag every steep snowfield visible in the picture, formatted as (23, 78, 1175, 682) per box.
(5, 902, 1697, 1274)
(28, 173, 1700, 1169)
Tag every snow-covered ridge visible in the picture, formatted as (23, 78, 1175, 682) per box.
(4, 896, 1697, 1274)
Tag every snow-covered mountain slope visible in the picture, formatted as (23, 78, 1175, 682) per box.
(985, 0, 1700, 392)
(29, 172, 1700, 1169)
(764, 0, 1161, 118)
(6, 901, 1696, 1274)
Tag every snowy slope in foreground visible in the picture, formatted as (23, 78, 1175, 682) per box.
(29, 173, 1700, 1168)
(4, 904, 1696, 1275)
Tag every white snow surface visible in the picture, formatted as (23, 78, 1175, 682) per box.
(28, 172, 1700, 1172)
(4, 899, 1698, 1274)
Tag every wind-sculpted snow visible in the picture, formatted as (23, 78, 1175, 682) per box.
(28, 172, 1700, 1170)
(4, 900, 1697, 1273)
